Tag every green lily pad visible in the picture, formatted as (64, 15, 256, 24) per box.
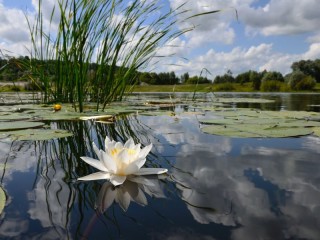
(199, 118, 240, 125)
(199, 108, 320, 138)
(313, 127, 320, 137)
(0, 113, 33, 121)
(140, 111, 175, 116)
(200, 118, 320, 127)
(213, 97, 274, 103)
(213, 109, 262, 118)
(260, 110, 320, 120)
(0, 186, 6, 216)
(0, 121, 45, 131)
(79, 114, 114, 121)
(202, 124, 313, 138)
(6, 129, 73, 141)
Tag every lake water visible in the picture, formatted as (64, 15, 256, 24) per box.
(0, 92, 320, 240)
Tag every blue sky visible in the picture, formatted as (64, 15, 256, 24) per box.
(1, 0, 320, 79)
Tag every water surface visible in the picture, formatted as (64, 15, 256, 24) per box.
(0, 92, 320, 239)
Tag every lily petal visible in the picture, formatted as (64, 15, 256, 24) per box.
(124, 137, 135, 149)
(138, 143, 152, 159)
(117, 148, 130, 164)
(115, 141, 123, 149)
(105, 136, 116, 151)
(123, 161, 140, 175)
(80, 156, 109, 172)
(92, 142, 102, 161)
(135, 168, 168, 175)
(110, 175, 127, 186)
(78, 171, 111, 181)
(133, 157, 146, 170)
(102, 151, 117, 173)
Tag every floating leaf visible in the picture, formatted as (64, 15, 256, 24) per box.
(313, 127, 320, 137)
(6, 129, 73, 141)
(212, 97, 274, 103)
(260, 110, 320, 120)
(0, 186, 6, 216)
(199, 118, 240, 125)
(202, 124, 313, 138)
(0, 121, 45, 131)
(0, 113, 33, 121)
(199, 108, 320, 138)
(140, 111, 175, 116)
(79, 115, 114, 121)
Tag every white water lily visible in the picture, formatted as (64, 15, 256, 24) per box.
(78, 136, 168, 186)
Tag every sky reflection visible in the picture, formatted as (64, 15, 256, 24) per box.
(1, 94, 320, 239)
(139, 112, 320, 240)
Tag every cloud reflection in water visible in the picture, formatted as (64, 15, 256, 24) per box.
(171, 143, 320, 240)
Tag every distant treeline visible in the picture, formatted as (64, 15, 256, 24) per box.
(1, 56, 320, 91)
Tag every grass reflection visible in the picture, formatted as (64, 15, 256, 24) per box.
(25, 114, 168, 238)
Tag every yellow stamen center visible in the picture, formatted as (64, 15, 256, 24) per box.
(127, 148, 136, 155)
(111, 148, 118, 156)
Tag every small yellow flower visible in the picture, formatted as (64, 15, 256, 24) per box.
(53, 104, 62, 112)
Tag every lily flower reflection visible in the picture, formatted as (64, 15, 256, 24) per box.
(78, 137, 168, 186)
(95, 176, 166, 212)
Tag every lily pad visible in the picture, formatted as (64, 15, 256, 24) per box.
(79, 114, 114, 121)
(258, 110, 320, 120)
(202, 124, 313, 138)
(199, 109, 320, 138)
(0, 121, 45, 131)
(0, 186, 5, 216)
(6, 129, 73, 141)
(313, 127, 320, 137)
(213, 97, 274, 103)
(0, 113, 33, 121)
(140, 111, 175, 116)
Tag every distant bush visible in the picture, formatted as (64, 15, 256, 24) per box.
(186, 76, 211, 84)
(214, 82, 235, 91)
(250, 71, 262, 90)
(260, 80, 282, 92)
(295, 76, 316, 90)
(286, 71, 316, 90)
(0, 84, 22, 92)
(261, 71, 284, 82)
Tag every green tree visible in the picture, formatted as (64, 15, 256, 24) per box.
(186, 76, 210, 84)
(250, 71, 262, 90)
(214, 73, 234, 83)
(291, 59, 320, 82)
(180, 72, 189, 83)
(235, 71, 251, 84)
(286, 70, 316, 90)
(261, 71, 284, 82)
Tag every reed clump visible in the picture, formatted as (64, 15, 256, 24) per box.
(22, 0, 193, 112)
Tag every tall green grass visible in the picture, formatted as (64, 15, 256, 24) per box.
(21, 0, 219, 112)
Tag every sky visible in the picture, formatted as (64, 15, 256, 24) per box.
(1, 0, 320, 79)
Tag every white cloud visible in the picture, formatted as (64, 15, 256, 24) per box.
(160, 0, 320, 78)
(163, 40, 320, 78)
(302, 43, 320, 59)
(164, 43, 275, 77)
(240, 0, 320, 36)
(169, 0, 238, 47)
(0, 3, 30, 44)
(1, 0, 320, 77)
